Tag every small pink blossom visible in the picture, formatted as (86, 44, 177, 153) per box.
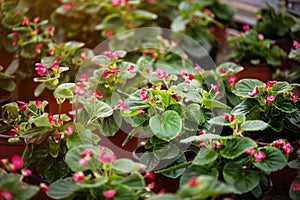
(22, 16, 30, 26)
(156, 69, 169, 80)
(147, 0, 155, 3)
(11, 155, 23, 170)
(138, 110, 145, 114)
(51, 62, 60, 71)
(93, 90, 103, 99)
(35, 100, 43, 108)
(99, 152, 117, 163)
(140, 89, 148, 100)
(118, 100, 129, 111)
(224, 113, 235, 122)
(245, 148, 255, 155)
(188, 74, 195, 80)
(293, 182, 300, 191)
(33, 17, 40, 23)
(242, 25, 250, 31)
(17, 101, 27, 112)
(35, 63, 48, 76)
(40, 183, 49, 192)
(188, 176, 199, 187)
(35, 43, 44, 54)
(204, 8, 211, 15)
(219, 67, 227, 74)
(48, 114, 57, 124)
(146, 171, 155, 179)
(211, 84, 219, 92)
(293, 40, 300, 49)
(49, 48, 54, 55)
(65, 126, 73, 135)
(258, 34, 264, 40)
(80, 74, 88, 82)
(73, 171, 85, 182)
(228, 76, 237, 86)
(199, 142, 205, 146)
(274, 139, 291, 154)
(248, 86, 259, 97)
(0, 191, 13, 200)
(215, 141, 221, 148)
(15, 9, 21, 16)
(266, 81, 277, 91)
(266, 95, 276, 103)
(80, 149, 94, 158)
(103, 189, 116, 198)
(21, 168, 32, 176)
(111, 0, 122, 6)
(12, 40, 17, 46)
(182, 53, 188, 60)
(127, 65, 135, 72)
(293, 95, 298, 103)
(254, 151, 266, 162)
(78, 158, 88, 166)
(47, 26, 55, 37)
(107, 30, 113, 38)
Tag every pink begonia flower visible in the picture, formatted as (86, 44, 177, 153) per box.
(248, 86, 259, 97)
(219, 67, 227, 74)
(266, 95, 276, 103)
(65, 126, 73, 135)
(182, 53, 188, 60)
(107, 30, 113, 38)
(78, 158, 88, 166)
(33, 17, 40, 23)
(118, 100, 129, 111)
(266, 81, 276, 91)
(73, 171, 85, 182)
(228, 75, 237, 86)
(215, 141, 221, 148)
(254, 151, 266, 162)
(140, 89, 148, 100)
(49, 48, 54, 55)
(111, 0, 121, 6)
(245, 148, 256, 155)
(293, 40, 300, 49)
(224, 113, 235, 122)
(274, 139, 291, 154)
(80, 149, 94, 158)
(146, 171, 155, 179)
(127, 65, 135, 72)
(157, 69, 168, 80)
(293, 95, 298, 103)
(36, 100, 43, 108)
(93, 90, 103, 99)
(242, 25, 250, 31)
(35, 43, 44, 54)
(188, 176, 199, 187)
(12, 40, 17, 46)
(51, 62, 60, 71)
(188, 74, 195, 80)
(47, 26, 55, 37)
(0, 191, 13, 200)
(17, 101, 27, 112)
(99, 152, 117, 163)
(40, 183, 49, 192)
(21, 168, 32, 176)
(147, 0, 156, 3)
(293, 182, 300, 191)
(48, 114, 57, 124)
(22, 16, 30, 26)
(16, 9, 21, 16)
(103, 189, 116, 198)
(204, 8, 211, 15)
(138, 110, 145, 114)
(35, 63, 48, 76)
(80, 74, 89, 82)
(258, 34, 264, 40)
(11, 155, 23, 170)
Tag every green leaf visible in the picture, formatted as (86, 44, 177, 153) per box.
(254, 147, 287, 173)
(193, 147, 218, 166)
(112, 159, 141, 174)
(186, 104, 205, 124)
(99, 111, 121, 136)
(149, 110, 182, 141)
(47, 177, 81, 199)
(171, 15, 188, 32)
(240, 120, 269, 132)
(176, 83, 203, 103)
(29, 113, 51, 127)
(233, 79, 265, 97)
(180, 165, 219, 186)
(147, 194, 180, 200)
(53, 83, 75, 99)
(223, 162, 261, 194)
(153, 143, 180, 160)
(208, 116, 232, 126)
(114, 173, 145, 189)
(275, 100, 297, 113)
(65, 144, 102, 172)
(77, 177, 107, 188)
(217, 62, 244, 76)
(202, 99, 231, 109)
(84, 99, 113, 122)
(151, 90, 177, 108)
(140, 151, 160, 171)
(132, 9, 157, 20)
(123, 89, 150, 114)
(181, 134, 221, 143)
(270, 81, 292, 93)
(178, 175, 237, 199)
(220, 137, 257, 159)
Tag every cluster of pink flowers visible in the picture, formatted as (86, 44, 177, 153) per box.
(118, 100, 129, 111)
(35, 62, 60, 77)
(140, 89, 148, 100)
(73, 82, 87, 96)
(103, 68, 121, 79)
(246, 148, 266, 162)
(223, 113, 235, 122)
(273, 139, 291, 154)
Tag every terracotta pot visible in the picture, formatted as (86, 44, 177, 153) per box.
(0, 134, 26, 159)
(209, 23, 228, 45)
(235, 62, 274, 83)
(0, 49, 15, 71)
